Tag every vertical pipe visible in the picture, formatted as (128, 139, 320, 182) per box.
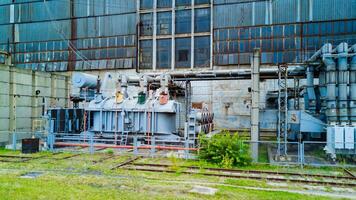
(350, 45, 356, 125)
(336, 43, 349, 125)
(251, 48, 260, 162)
(306, 66, 316, 113)
(171, 0, 176, 70)
(152, 0, 157, 70)
(322, 44, 337, 125)
(319, 67, 327, 118)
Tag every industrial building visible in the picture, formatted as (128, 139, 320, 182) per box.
(0, 0, 356, 163)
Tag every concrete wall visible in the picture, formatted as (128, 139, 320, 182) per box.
(0, 64, 70, 144)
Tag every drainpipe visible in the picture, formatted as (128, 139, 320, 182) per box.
(336, 43, 349, 125)
(251, 48, 260, 162)
(350, 44, 356, 126)
(322, 44, 338, 125)
(306, 66, 316, 113)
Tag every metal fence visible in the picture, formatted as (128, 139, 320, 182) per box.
(246, 141, 356, 168)
(4, 133, 356, 168)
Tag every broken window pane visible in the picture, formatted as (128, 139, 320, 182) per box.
(140, 13, 153, 36)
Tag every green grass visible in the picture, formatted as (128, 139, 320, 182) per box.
(0, 172, 334, 200)
(0, 150, 350, 199)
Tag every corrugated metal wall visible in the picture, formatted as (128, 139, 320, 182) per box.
(0, 0, 355, 71)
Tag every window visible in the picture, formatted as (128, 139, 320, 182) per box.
(157, 0, 172, 8)
(194, 8, 210, 32)
(157, 39, 172, 68)
(140, 13, 153, 36)
(176, 10, 191, 34)
(195, 0, 210, 5)
(140, 0, 153, 9)
(176, 0, 191, 6)
(157, 12, 172, 35)
(175, 37, 191, 68)
(140, 40, 152, 69)
(194, 36, 210, 68)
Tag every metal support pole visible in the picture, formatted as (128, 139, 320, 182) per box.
(184, 137, 189, 159)
(150, 136, 155, 156)
(133, 136, 138, 155)
(89, 132, 94, 154)
(300, 142, 304, 168)
(12, 132, 16, 151)
(251, 48, 260, 162)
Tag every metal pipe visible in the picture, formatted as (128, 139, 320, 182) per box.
(322, 43, 338, 125)
(336, 43, 349, 125)
(350, 47, 356, 125)
(306, 65, 316, 113)
(308, 48, 323, 62)
(72, 72, 98, 89)
(144, 67, 305, 80)
(319, 65, 327, 117)
(54, 142, 199, 151)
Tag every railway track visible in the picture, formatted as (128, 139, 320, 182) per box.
(131, 163, 356, 182)
(125, 163, 356, 188)
(110, 156, 142, 170)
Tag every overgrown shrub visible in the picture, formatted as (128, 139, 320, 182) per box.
(198, 131, 252, 168)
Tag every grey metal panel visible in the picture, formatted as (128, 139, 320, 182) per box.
(0, 25, 12, 43)
(313, 0, 356, 21)
(254, 1, 267, 25)
(76, 14, 136, 38)
(74, 0, 136, 17)
(18, 20, 71, 42)
(15, 1, 70, 23)
(0, 5, 10, 24)
(272, 0, 298, 24)
(214, 0, 257, 4)
(0, 1, 12, 5)
(214, 2, 253, 28)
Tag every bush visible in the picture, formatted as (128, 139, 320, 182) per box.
(198, 131, 252, 168)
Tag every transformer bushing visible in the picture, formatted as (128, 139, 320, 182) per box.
(322, 44, 338, 125)
(350, 46, 356, 125)
(336, 43, 349, 125)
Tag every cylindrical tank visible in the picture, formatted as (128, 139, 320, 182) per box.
(336, 43, 349, 125)
(322, 44, 338, 125)
(72, 72, 98, 89)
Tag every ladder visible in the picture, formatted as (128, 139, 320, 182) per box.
(277, 65, 288, 157)
(120, 110, 129, 146)
(187, 111, 197, 148)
